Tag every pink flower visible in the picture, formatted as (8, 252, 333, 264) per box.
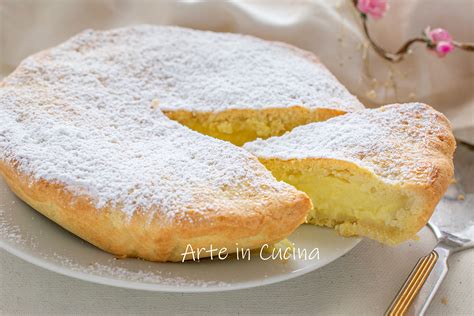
(425, 27, 455, 57)
(357, 0, 389, 20)
(435, 41, 455, 57)
(427, 28, 452, 43)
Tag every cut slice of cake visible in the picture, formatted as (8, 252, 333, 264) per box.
(153, 31, 364, 145)
(244, 103, 456, 244)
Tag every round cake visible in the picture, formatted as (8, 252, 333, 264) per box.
(0, 25, 319, 262)
(2, 25, 450, 261)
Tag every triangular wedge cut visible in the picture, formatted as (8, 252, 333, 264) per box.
(244, 103, 456, 244)
(0, 25, 312, 262)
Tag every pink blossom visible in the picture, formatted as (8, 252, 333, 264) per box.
(425, 27, 455, 57)
(427, 28, 453, 43)
(435, 41, 455, 57)
(357, 0, 389, 19)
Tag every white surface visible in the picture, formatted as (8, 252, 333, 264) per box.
(1, 227, 473, 315)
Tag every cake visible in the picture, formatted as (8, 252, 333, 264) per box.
(0, 25, 455, 260)
(244, 103, 455, 244)
(0, 25, 312, 262)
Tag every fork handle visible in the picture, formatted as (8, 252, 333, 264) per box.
(386, 244, 450, 316)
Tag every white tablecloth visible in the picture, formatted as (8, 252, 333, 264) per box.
(2, 227, 472, 315)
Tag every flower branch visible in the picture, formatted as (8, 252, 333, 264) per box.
(354, 0, 474, 62)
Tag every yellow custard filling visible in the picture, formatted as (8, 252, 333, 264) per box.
(258, 158, 424, 245)
(162, 106, 346, 146)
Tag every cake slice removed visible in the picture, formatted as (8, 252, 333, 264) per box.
(244, 103, 455, 244)
(155, 32, 364, 146)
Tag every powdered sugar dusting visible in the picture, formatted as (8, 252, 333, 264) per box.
(245, 103, 454, 184)
(0, 25, 302, 218)
(3, 25, 362, 113)
(0, 198, 37, 248)
(51, 254, 231, 288)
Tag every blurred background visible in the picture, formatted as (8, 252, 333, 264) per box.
(1, 0, 473, 142)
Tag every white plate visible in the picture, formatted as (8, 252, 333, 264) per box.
(0, 177, 360, 292)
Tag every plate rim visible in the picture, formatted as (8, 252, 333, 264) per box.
(1, 234, 361, 293)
